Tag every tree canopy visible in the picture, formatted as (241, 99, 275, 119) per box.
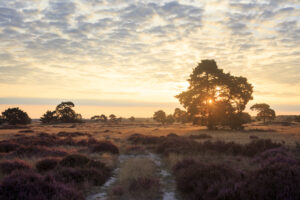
(2, 107, 31, 125)
(173, 108, 189, 123)
(40, 102, 82, 124)
(176, 60, 253, 129)
(153, 110, 167, 124)
(250, 103, 276, 123)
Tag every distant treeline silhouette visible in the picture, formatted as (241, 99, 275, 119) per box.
(0, 60, 286, 127)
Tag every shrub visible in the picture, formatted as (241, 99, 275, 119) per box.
(36, 158, 59, 173)
(0, 170, 83, 200)
(189, 133, 212, 140)
(0, 159, 31, 175)
(11, 146, 68, 158)
(128, 134, 162, 145)
(1, 107, 31, 125)
(253, 147, 299, 166)
(167, 133, 179, 137)
(40, 110, 58, 124)
(243, 139, 281, 157)
(59, 154, 90, 168)
(54, 167, 86, 185)
(156, 137, 199, 155)
(91, 141, 119, 154)
(19, 129, 34, 133)
(240, 163, 300, 200)
(173, 159, 240, 200)
(54, 167, 111, 186)
(0, 141, 20, 153)
(57, 131, 90, 137)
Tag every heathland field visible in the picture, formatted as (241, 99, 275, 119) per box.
(0, 121, 300, 200)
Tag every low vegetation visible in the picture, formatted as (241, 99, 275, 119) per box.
(0, 118, 299, 200)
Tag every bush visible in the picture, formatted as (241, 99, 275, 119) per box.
(189, 133, 212, 140)
(173, 159, 241, 200)
(243, 139, 281, 157)
(156, 137, 199, 155)
(0, 141, 20, 153)
(1, 107, 31, 125)
(240, 163, 300, 200)
(11, 146, 68, 158)
(253, 147, 299, 166)
(0, 159, 31, 175)
(57, 131, 90, 137)
(91, 141, 119, 154)
(128, 134, 162, 144)
(36, 158, 59, 173)
(54, 167, 86, 185)
(40, 110, 58, 124)
(54, 167, 111, 186)
(59, 154, 90, 168)
(0, 170, 83, 200)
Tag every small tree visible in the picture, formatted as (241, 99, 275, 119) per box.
(129, 116, 135, 122)
(56, 102, 78, 123)
(153, 110, 166, 124)
(40, 101, 82, 124)
(2, 107, 31, 125)
(173, 108, 189, 123)
(91, 115, 101, 121)
(99, 114, 108, 123)
(109, 114, 117, 123)
(250, 103, 276, 124)
(166, 114, 175, 124)
(116, 117, 122, 124)
(40, 111, 58, 124)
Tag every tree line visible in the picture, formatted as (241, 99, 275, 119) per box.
(0, 60, 283, 127)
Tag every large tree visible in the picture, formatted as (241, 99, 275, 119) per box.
(250, 103, 276, 123)
(176, 60, 253, 130)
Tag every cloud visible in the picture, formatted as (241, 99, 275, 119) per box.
(0, 0, 299, 111)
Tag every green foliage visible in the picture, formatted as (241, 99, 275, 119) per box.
(153, 110, 167, 124)
(2, 107, 31, 125)
(176, 60, 253, 130)
(250, 103, 276, 123)
(40, 102, 82, 124)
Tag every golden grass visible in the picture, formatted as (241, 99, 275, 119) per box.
(109, 157, 161, 200)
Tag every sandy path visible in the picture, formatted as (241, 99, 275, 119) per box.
(86, 153, 179, 200)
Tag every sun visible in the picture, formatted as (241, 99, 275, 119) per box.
(208, 99, 213, 104)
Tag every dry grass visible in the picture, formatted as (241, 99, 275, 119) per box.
(0, 121, 300, 199)
(110, 157, 161, 200)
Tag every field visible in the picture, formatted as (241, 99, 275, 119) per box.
(0, 121, 300, 200)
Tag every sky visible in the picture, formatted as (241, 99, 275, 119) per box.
(0, 0, 299, 118)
